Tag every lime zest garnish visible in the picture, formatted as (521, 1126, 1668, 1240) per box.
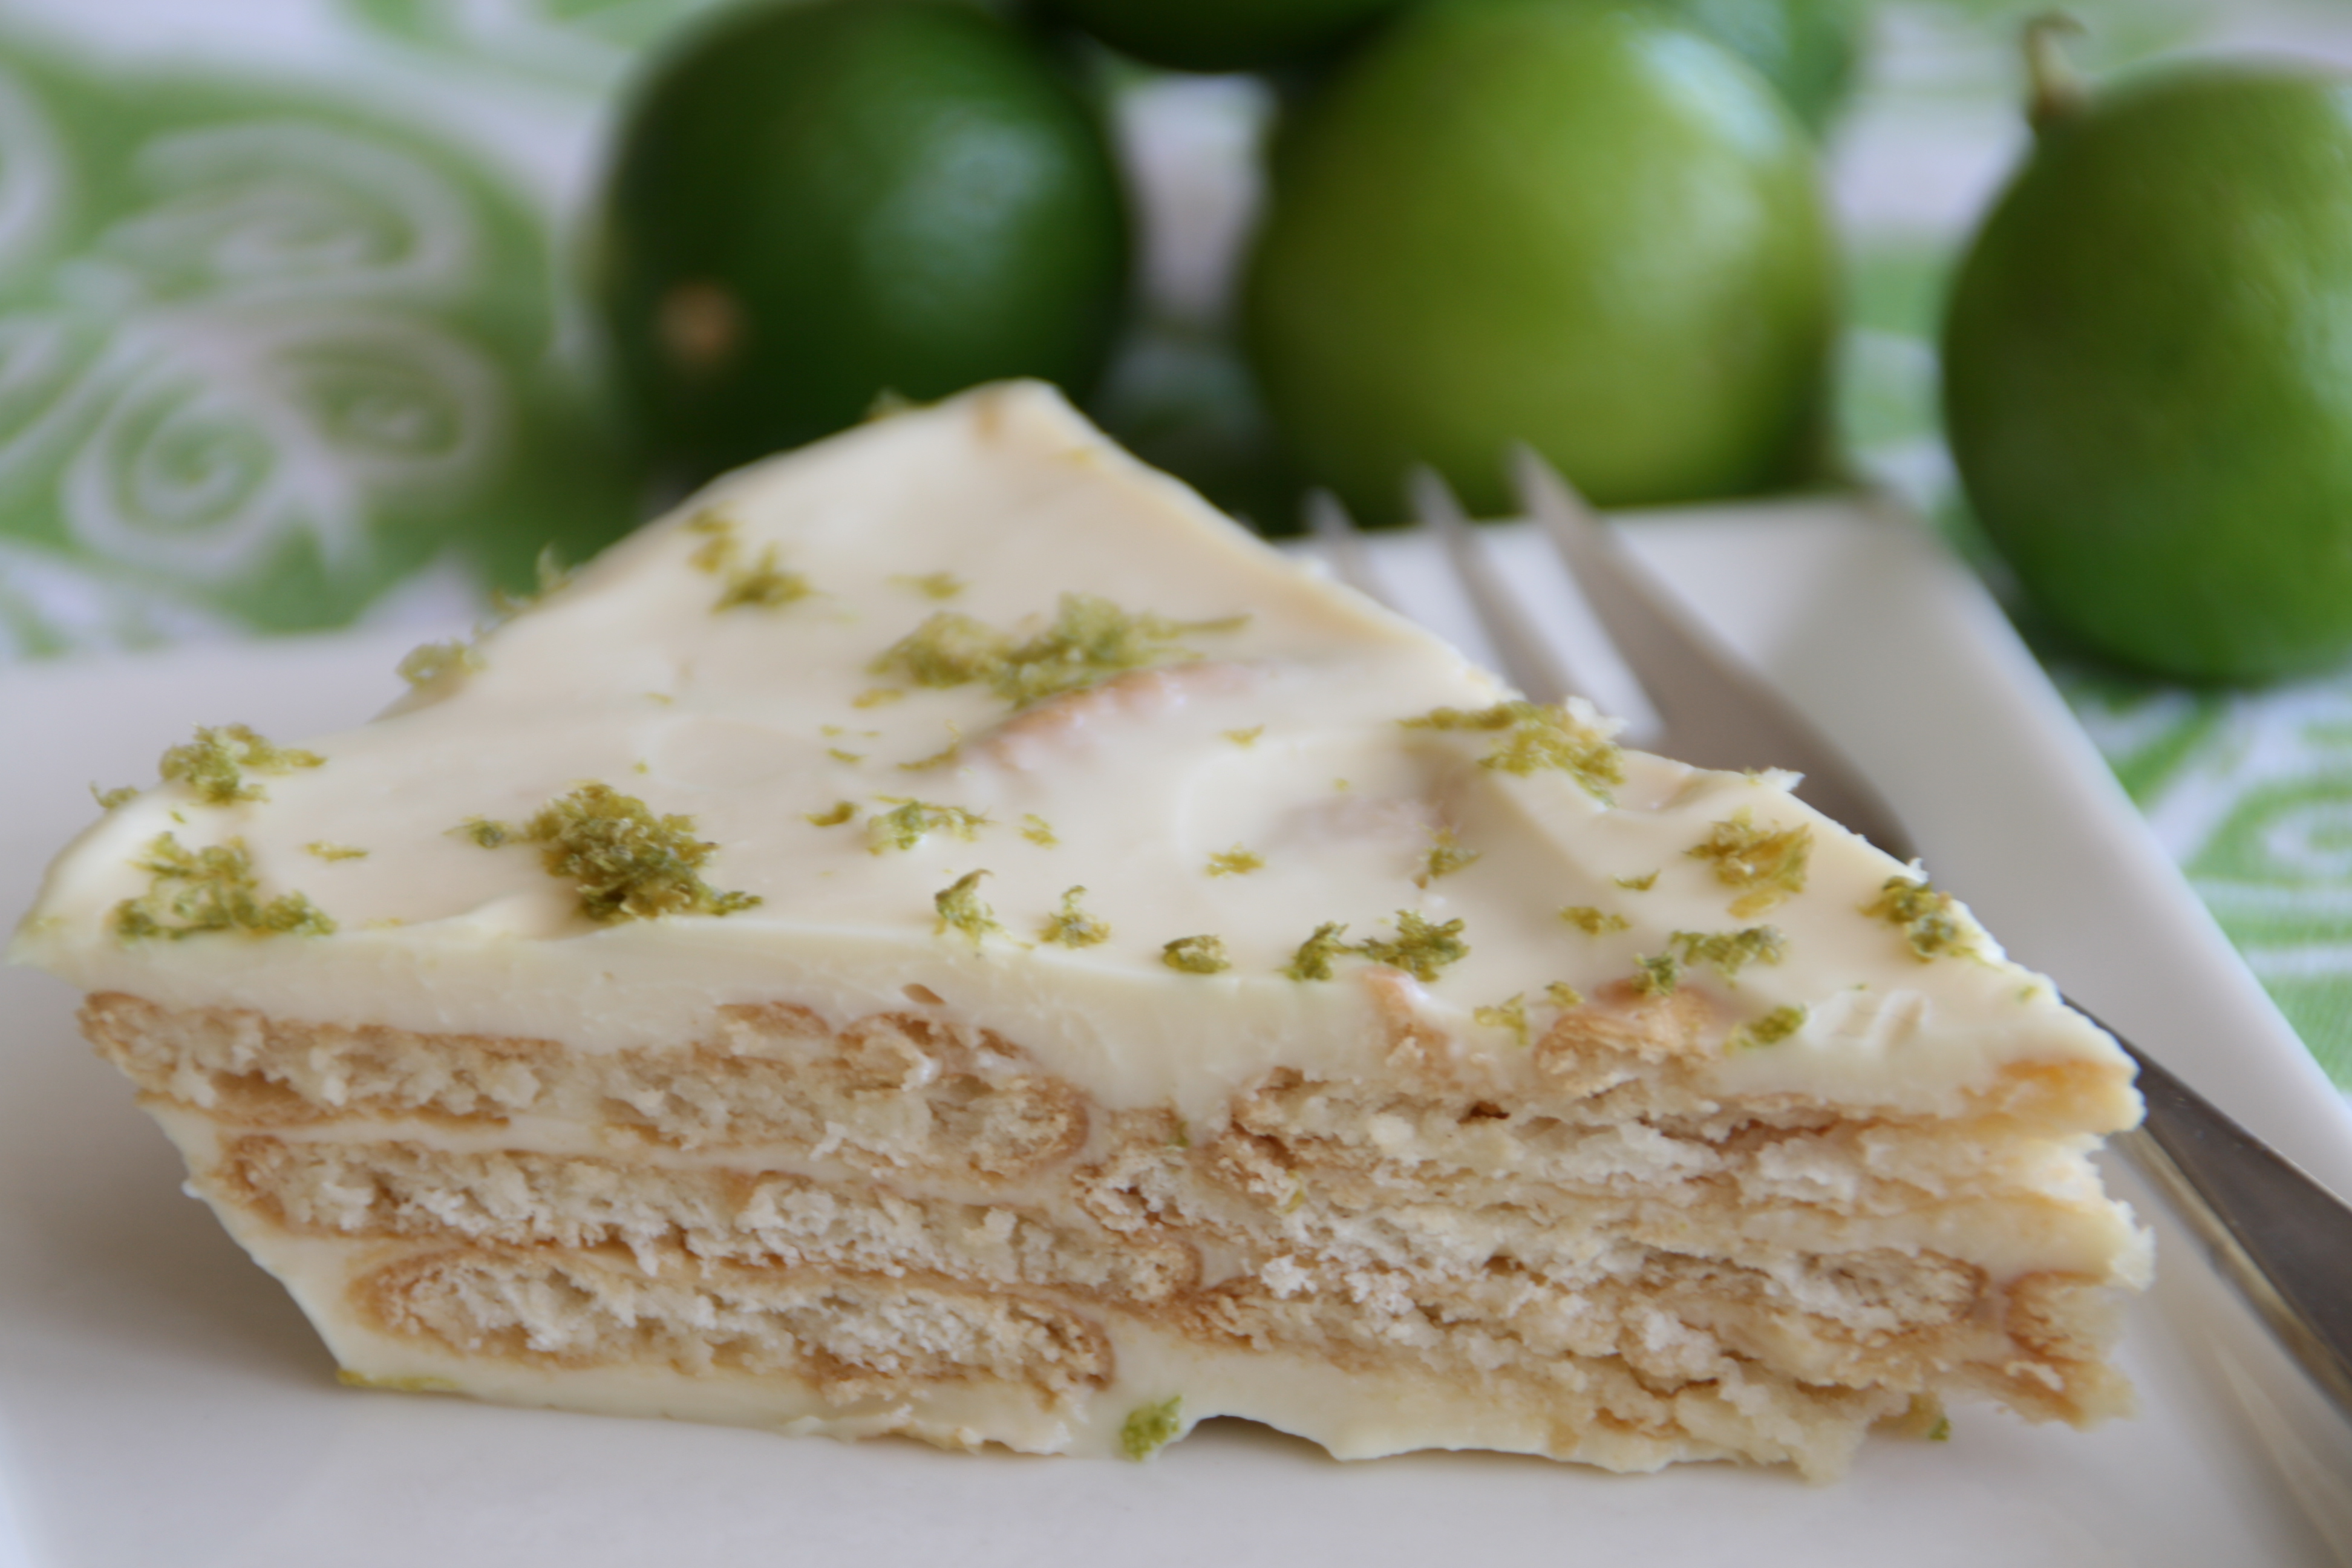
(1282, 922, 1351, 981)
(1353, 910, 1468, 982)
(1120, 1396, 1184, 1460)
(111, 834, 335, 940)
(1862, 874, 1988, 961)
(1162, 934, 1231, 975)
(1039, 886, 1109, 947)
(1687, 808, 1811, 917)
(934, 870, 1001, 946)
(466, 782, 760, 923)
(1402, 699, 1623, 800)
(158, 725, 323, 805)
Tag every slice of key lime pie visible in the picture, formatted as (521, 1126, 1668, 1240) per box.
(11, 382, 2146, 1480)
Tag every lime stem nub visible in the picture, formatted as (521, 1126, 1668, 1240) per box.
(2024, 13, 2089, 132)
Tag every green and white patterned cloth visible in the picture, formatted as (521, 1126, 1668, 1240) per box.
(0, 0, 715, 657)
(7, 0, 2352, 1088)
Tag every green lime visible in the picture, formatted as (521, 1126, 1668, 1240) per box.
(1657, 0, 1861, 135)
(1544, 0, 1861, 134)
(595, 0, 1130, 483)
(1242, 1, 1836, 521)
(1943, 50, 2352, 682)
(1046, 0, 1406, 73)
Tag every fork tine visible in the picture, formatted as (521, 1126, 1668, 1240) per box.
(1303, 488, 1395, 609)
(1509, 445, 1917, 858)
(1408, 465, 1573, 705)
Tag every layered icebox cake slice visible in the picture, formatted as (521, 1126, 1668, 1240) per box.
(11, 382, 2147, 1480)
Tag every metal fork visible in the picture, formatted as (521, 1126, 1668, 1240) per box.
(1306, 452, 2352, 1421)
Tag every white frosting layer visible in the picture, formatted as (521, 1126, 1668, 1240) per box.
(13, 382, 2135, 1129)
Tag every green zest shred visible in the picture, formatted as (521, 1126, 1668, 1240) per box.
(687, 514, 812, 612)
(1354, 910, 1468, 982)
(1687, 808, 1812, 917)
(1402, 700, 1623, 800)
(1559, 904, 1630, 935)
(1417, 829, 1480, 887)
(111, 834, 335, 940)
(1668, 926, 1788, 981)
(1893, 1394, 1950, 1442)
(1021, 814, 1059, 846)
(871, 610, 1011, 687)
(1162, 934, 1231, 975)
(304, 842, 369, 862)
(1475, 993, 1530, 1047)
(158, 725, 324, 805)
(890, 571, 965, 600)
(870, 593, 1246, 709)
(1206, 845, 1264, 877)
(714, 544, 812, 612)
(91, 783, 138, 811)
(1546, 981, 1586, 1010)
(934, 871, 1001, 946)
(1282, 921, 1351, 981)
(1631, 953, 1681, 998)
(337, 1370, 460, 1393)
(1727, 1004, 1808, 1052)
(396, 638, 483, 687)
(1039, 886, 1110, 947)
(866, 798, 990, 854)
(1119, 1396, 1184, 1461)
(805, 802, 857, 827)
(1614, 870, 1659, 891)
(897, 746, 962, 774)
(468, 782, 760, 923)
(1863, 874, 1987, 961)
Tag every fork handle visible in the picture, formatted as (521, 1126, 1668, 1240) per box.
(2096, 1013, 2352, 1411)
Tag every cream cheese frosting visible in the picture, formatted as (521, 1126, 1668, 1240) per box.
(14, 381, 2131, 1135)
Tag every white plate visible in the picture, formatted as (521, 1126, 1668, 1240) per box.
(3, 499, 2350, 1567)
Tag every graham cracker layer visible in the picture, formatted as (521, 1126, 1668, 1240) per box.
(100, 990, 2143, 1480)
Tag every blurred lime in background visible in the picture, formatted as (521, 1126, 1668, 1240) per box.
(1945, 50, 2352, 683)
(593, 0, 1131, 488)
(1534, 0, 1864, 135)
(1243, 1, 1837, 521)
(1644, 0, 1864, 134)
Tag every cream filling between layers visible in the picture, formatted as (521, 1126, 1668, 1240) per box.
(146, 1082, 2149, 1287)
(149, 1075, 2134, 1485)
